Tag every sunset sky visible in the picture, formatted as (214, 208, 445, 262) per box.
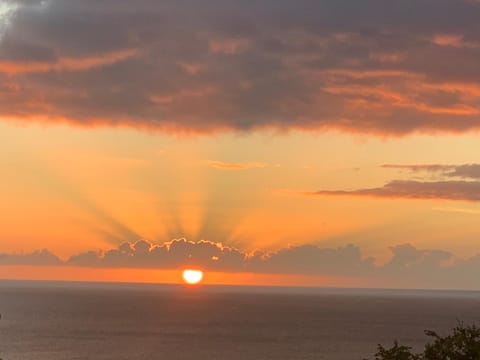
(1, 0, 480, 289)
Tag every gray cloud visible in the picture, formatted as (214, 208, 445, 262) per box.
(381, 164, 455, 173)
(450, 164, 480, 179)
(6, 239, 480, 289)
(68, 238, 247, 271)
(0, 239, 374, 275)
(1, 0, 480, 134)
(382, 164, 480, 179)
(256, 244, 375, 275)
(0, 249, 61, 266)
(307, 180, 480, 201)
(378, 244, 480, 290)
(384, 244, 453, 273)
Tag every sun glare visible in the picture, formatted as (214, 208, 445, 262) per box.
(182, 269, 204, 285)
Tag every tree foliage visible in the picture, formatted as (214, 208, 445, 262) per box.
(371, 341, 421, 360)
(366, 324, 480, 360)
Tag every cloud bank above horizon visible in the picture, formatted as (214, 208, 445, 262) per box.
(3, 238, 480, 289)
(1, 0, 480, 135)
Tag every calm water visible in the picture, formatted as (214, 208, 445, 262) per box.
(1, 282, 480, 360)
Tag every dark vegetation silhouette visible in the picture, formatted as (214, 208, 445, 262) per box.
(365, 323, 480, 359)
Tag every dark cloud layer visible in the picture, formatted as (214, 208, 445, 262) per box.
(1, 239, 374, 275)
(67, 238, 375, 276)
(307, 180, 480, 201)
(0, 249, 61, 266)
(1, 0, 480, 134)
(4, 239, 480, 289)
(68, 239, 247, 271)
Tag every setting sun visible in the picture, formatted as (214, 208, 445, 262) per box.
(182, 269, 204, 285)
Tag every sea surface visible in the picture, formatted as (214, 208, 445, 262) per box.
(1, 281, 480, 360)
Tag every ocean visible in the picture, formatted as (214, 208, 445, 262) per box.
(1, 281, 480, 360)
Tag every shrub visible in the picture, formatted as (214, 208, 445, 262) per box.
(365, 324, 480, 360)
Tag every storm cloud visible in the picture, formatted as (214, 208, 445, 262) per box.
(1, 0, 480, 135)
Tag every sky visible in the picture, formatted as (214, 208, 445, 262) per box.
(1, 0, 480, 289)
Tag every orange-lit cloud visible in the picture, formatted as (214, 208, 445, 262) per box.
(432, 34, 465, 47)
(208, 38, 250, 55)
(431, 34, 480, 48)
(1, 0, 480, 135)
(0, 49, 138, 74)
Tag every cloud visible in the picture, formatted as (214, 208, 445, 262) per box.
(432, 206, 480, 215)
(40, 238, 375, 276)
(68, 238, 247, 271)
(382, 163, 480, 179)
(1, 0, 480, 134)
(306, 180, 480, 201)
(447, 164, 480, 179)
(0, 1, 19, 41)
(208, 38, 251, 55)
(0, 48, 138, 74)
(257, 244, 375, 275)
(0, 249, 61, 266)
(6, 240, 480, 289)
(306, 164, 480, 202)
(384, 244, 453, 271)
(208, 161, 267, 170)
(0, 239, 376, 276)
(381, 164, 454, 172)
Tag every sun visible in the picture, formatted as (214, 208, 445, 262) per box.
(182, 269, 204, 285)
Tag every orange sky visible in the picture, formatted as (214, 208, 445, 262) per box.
(1, 0, 480, 289)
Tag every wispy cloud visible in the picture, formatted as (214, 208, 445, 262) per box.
(208, 161, 267, 170)
(306, 180, 480, 202)
(432, 206, 480, 215)
(382, 164, 480, 179)
(0, 49, 138, 74)
(381, 164, 454, 172)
